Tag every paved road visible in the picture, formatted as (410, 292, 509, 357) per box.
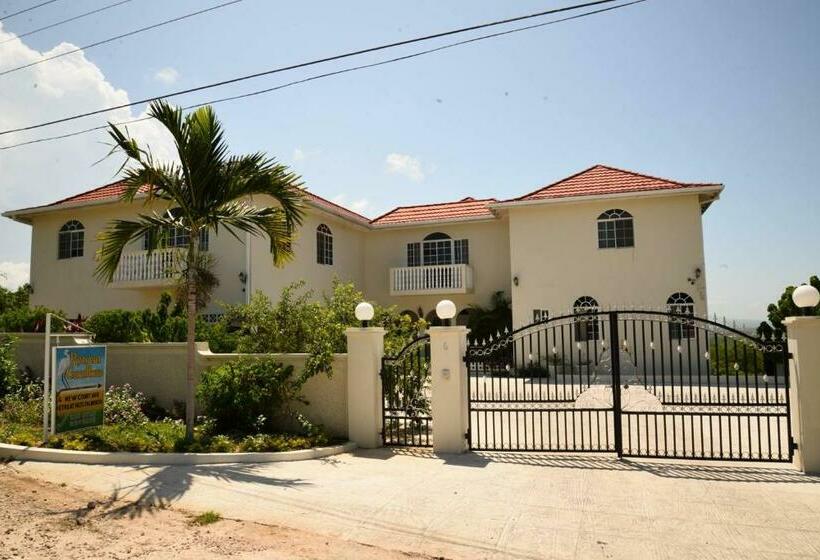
(8, 450, 820, 559)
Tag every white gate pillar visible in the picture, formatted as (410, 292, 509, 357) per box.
(785, 316, 820, 474)
(429, 326, 470, 454)
(345, 327, 385, 449)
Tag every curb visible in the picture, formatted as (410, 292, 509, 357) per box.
(0, 441, 357, 465)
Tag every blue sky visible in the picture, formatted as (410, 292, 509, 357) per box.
(0, 0, 817, 321)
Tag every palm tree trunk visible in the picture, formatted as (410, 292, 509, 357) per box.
(185, 242, 197, 441)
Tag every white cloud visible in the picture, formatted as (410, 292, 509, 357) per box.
(0, 262, 30, 289)
(153, 66, 179, 84)
(385, 153, 425, 182)
(331, 194, 370, 215)
(292, 147, 306, 162)
(0, 23, 177, 264)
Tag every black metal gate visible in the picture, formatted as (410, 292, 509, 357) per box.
(465, 310, 793, 462)
(381, 335, 432, 447)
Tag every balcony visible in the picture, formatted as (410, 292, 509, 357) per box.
(111, 248, 180, 288)
(390, 264, 473, 296)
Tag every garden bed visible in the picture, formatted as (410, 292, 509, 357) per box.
(0, 419, 354, 465)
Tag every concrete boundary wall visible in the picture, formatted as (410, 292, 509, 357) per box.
(4, 333, 349, 438)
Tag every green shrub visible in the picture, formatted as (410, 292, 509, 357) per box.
(203, 319, 239, 353)
(104, 384, 149, 425)
(1, 394, 42, 425)
(0, 335, 21, 399)
(516, 362, 550, 378)
(0, 418, 327, 453)
(85, 310, 148, 343)
(192, 511, 222, 525)
(197, 357, 305, 434)
(0, 305, 63, 333)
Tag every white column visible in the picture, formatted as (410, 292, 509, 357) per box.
(785, 316, 820, 474)
(345, 327, 386, 449)
(429, 325, 469, 454)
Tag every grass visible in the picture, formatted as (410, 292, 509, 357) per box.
(0, 416, 330, 453)
(191, 511, 222, 525)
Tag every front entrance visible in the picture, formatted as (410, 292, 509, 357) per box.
(381, 335, 433, 447)
(464, 310, 793, 462)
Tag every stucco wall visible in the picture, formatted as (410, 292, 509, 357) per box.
(248, 199, 366, 303)
(362, 218, 512, 319)
(27, 200, 247, 317)
(506, 194, 708, 328)
(7, 334, 348, 437)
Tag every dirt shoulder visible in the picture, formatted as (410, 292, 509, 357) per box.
(0, 464, 443, 560)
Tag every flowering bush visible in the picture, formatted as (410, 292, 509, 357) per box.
(104, 384, 148, 426)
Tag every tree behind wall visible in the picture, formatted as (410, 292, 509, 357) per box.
(96, 100, 304, 440)
(757, 275, 820, 340)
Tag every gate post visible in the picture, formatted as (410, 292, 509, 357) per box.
(608, 312, 624, 458)
(785, 316, 820, 474)
(429, 326, 469, 454)
(345, 327, 386, 449)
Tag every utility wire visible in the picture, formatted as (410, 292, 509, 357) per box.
(0, 0, 134, 47)
(0, 0, 623, 137)
(0, 0, 646, 151)
(0, 0, 60, 22)
(0, 0, 242, 77)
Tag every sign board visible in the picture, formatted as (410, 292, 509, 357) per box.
(52, 345, 106, 434)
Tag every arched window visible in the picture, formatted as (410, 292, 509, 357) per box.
(58, 220, 84, 259)
(667, 292, 695, 339)
(573, 296, 600, 341)
(142, 208, 208, 250)
(423, 232, 452, 265)
(316, 224, 333, 265)
(597, 209, 634, 249)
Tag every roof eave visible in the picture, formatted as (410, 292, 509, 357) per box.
(490, 184, 724, 211)
(370, 213, 500, 230)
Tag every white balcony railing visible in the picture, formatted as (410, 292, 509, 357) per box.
(112, 248, 180, 285)
(390, 264, 473, 295)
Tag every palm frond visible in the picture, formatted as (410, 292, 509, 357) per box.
(212, 202, 296, 265)
(94, 214, 178, 282)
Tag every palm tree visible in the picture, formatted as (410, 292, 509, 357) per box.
(95, 100, 304, 440)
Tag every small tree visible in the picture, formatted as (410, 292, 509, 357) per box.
(757, 275, 820, 340)
(96, 100, 304, 440)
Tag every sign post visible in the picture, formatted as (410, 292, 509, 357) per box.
(51, 345, 106, 434)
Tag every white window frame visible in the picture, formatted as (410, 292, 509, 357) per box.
(597, 209, 634, 249)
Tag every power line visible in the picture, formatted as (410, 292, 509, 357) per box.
(0, 0, 646, 151)
(0, 0, 624, 137)
(0, 0, 242, 77)
(0, 0, 134, 47)
(0, 0, 60, 22)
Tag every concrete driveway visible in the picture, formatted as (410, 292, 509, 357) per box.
(7, 449, 820, 559)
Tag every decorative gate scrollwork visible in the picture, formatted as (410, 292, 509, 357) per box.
(465, 310, 793, 462)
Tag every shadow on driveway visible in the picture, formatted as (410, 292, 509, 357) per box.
(357, 446, 820, 484)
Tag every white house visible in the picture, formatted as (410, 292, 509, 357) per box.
(3, 165, 723, 328)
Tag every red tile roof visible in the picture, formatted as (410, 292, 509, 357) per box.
(9, 165, 720, 227)
(511, 165, 720, 202)
(37, 181, 370, 225)
(370, 197, 498, 226)
(49, 180, 147, 206)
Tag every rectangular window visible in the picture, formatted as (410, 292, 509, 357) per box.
(597, 217, 634, 249)
(423, 240, 452, 266)
(453, 239, 469, 264)
(574, 315, 600, 341)
(144, 228, 208, 251)
(58, 231, 84, 259)
(407, 242, 421, 267)
(532, 309, 549, 323)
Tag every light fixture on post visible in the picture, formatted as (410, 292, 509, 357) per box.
(436, 299, 457, 326)
(792, 284, 820, 316)
(355, 301, 374, 327)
